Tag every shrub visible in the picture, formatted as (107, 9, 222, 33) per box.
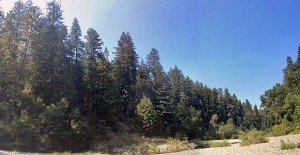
(208, 140, 231, 148)
(203, 126, 217, 140)
(271, 120, 297, 136)
(240, 129, 268, 146)
(280, 140, 300, 150)
(12, 117, 38, 149)
(290, 124, 300, 134)
(217, 123, 238, 139)
(166, 137, 189, 145)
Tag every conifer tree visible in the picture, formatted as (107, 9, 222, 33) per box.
(136, 59, 153, 102)
(83, 28, 103, 114)
(168, 66, 184, 107)
(137, 96, 158, 134)
(69, 17, 84, 108)
(242, 99, 253, 130)
(114, 32, 138, 116)
(252, 104, 261, 130)
(30, 0, 72, 104)
(0, 11, 21, 123)
(146, 48, 175, 134)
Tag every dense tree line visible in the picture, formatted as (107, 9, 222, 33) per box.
(260, 46, 300, 135)
(0, 0, 263, 151)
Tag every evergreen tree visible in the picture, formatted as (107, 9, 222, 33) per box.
(30, 0, 72, 104)
(0, 10, 21, 123)
(83, 28, 103, 114)
(146, 48, 175, 135)
(0, 8, 4, 31)
(155, 73, 174, 135)
(94, 48, 117, 123)
(242, 99, 253, 130)
(297, 45, 300, 64)
(69, 17, 84, 108)
(114, 32, 138, 116)
(211, 88, 220, 117)
(252, 104, 261, 130)
(179, 76, 197, 110)
(259, 108, 274, 130)
(83, 28, 117, 127)
(217, 88, 227, 123)
(168, 66, 184, 107)
(0, 0, 32, 123)
(201, 85, 213, 124)
(224, 89, 232, 123)
(176, 89, 201, 138)
(137, 96, 158, 134)
(136, 59, 153, 102)
(147, 48, 161, 80)
(69, 17, 84, 62)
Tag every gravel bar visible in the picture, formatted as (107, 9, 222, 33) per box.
(161, 134, 300, 155)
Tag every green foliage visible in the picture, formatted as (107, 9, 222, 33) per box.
(37, 98, 69, 150)
(165, 137, 189, 145)
(283, 93, 300, 122)
(114, 32, 138, 116)
(208, 140, 231, 148)
(210, 114, 219, 127)
(137, 97, 158, 134)
(260, 46, 300, 136)
(189, 139, 230, 148)
(280, 140, 300, 150)
(272, 121, 295, 136)
(216, 123, 238, 139)
(12, 117, 37, 149)
(240, 129, 268, 146)
(136, 60, 153, 103)
(259, 108, 274, 131)
(176, 105, 202, 139)
(252, 104, 261, 130)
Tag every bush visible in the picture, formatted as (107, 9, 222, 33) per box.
(217, 123, 238, 139)
(166, 137, 189, 145)
(272, 122, 294, 136)
(12, 117, 38, 149)
(240, 129, 268, 146)
(280, 140, 300, 150)
(290, 124, 300, 134)
(203, 126, 217, 140)
(208, 140, 231, 148)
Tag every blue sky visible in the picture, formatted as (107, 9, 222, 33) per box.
(2, 0, 300, 106)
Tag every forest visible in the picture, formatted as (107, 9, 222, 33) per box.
(0, 0, 299, 152)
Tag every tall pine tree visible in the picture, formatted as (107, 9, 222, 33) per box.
(114, 32, 138, 116)
(68, 17, 84, 108)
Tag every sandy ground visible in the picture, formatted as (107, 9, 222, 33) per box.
(161, 134, 300, 155)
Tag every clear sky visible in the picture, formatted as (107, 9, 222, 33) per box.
(1, 0, 300, 107)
